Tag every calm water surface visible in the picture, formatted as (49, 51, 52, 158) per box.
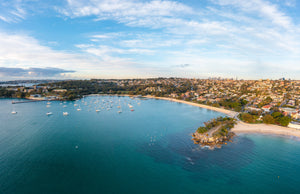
(1, 96, 300, 193)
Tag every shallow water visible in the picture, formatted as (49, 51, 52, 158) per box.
(1, 96, 300, 193)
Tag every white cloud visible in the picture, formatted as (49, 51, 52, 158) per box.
(91, 35, 110, 39)
(283, 0, 296, 7)
(212, 0, 294, 30)
(59, 0, 196, 30)
(62, 0, 193, 18)
(0, 0, 27, 23)
(2, 0, 300, 79)
(0, 31, 86, 70)
(0, 31, 162, 79)
(62, 0, 300, 55)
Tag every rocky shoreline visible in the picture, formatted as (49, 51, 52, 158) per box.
(191, 116, 236, 149)
(192, 131, 235, 148)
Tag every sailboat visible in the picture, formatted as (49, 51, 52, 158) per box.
(11, 103, 17, 114)
(63, 112, 69, 116)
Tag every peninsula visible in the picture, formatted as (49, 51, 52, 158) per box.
(192, 117, 236, 148)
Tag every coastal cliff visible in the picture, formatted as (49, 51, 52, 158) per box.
(192, 117, 236, 148)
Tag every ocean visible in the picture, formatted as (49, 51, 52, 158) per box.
(1, 96, 300, 193)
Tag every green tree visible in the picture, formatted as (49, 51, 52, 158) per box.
(271, 112, 283, 119)
(197, 127, 208, 134)
(263, 114, 275, 124)
(277, 116, 291, 127)
(241, 113, 255, 123)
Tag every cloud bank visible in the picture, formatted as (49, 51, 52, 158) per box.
(0, 67, 75, 77)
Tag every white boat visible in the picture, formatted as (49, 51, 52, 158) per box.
(47, 102, 51, 105)
(74, 104, 78, 107)
(118, 110, 122, 113)
(95, 109, 100, 112)
(63, 105, 67, 108)
(63, 112, 69, 116)
(46, 105, 51, 108)
(46, 112, 53, 116)
(11, 103, 17, 114)
(77, 108, 81, 111)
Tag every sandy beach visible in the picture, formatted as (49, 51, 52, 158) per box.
(144, 95, 238, 117)
(143, 95, 300, 138)
(232, 121, 300, 138)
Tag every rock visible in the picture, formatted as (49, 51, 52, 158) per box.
(192, 131, 235, 149)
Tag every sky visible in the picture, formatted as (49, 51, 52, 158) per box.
(0, 0, 300, 80)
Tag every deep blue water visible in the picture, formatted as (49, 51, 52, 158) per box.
(1, 96, 300, 193)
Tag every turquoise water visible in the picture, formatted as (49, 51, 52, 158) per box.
(1, 96, 300, 193)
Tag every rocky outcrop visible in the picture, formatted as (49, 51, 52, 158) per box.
(192, 116, 236, 149)
(191, 130, 235, 148)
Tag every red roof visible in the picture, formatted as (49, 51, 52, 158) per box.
(262, 105, 272, 109)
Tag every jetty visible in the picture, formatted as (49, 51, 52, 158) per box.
(12, 99, 58, 104)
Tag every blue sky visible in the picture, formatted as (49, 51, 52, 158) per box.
(0, 0, 300, 80)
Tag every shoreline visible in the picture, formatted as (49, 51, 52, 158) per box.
(141, 95, 300, 139)
(8, 94, 300, 138)
(232, 121, 300, 138)
(86, 94, 300, 138)
(143, 95, 238, 117)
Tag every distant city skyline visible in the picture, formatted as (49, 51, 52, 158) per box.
(0, 0, 300, 80)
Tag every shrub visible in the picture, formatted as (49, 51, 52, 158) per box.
(197, 127, 208, 134)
